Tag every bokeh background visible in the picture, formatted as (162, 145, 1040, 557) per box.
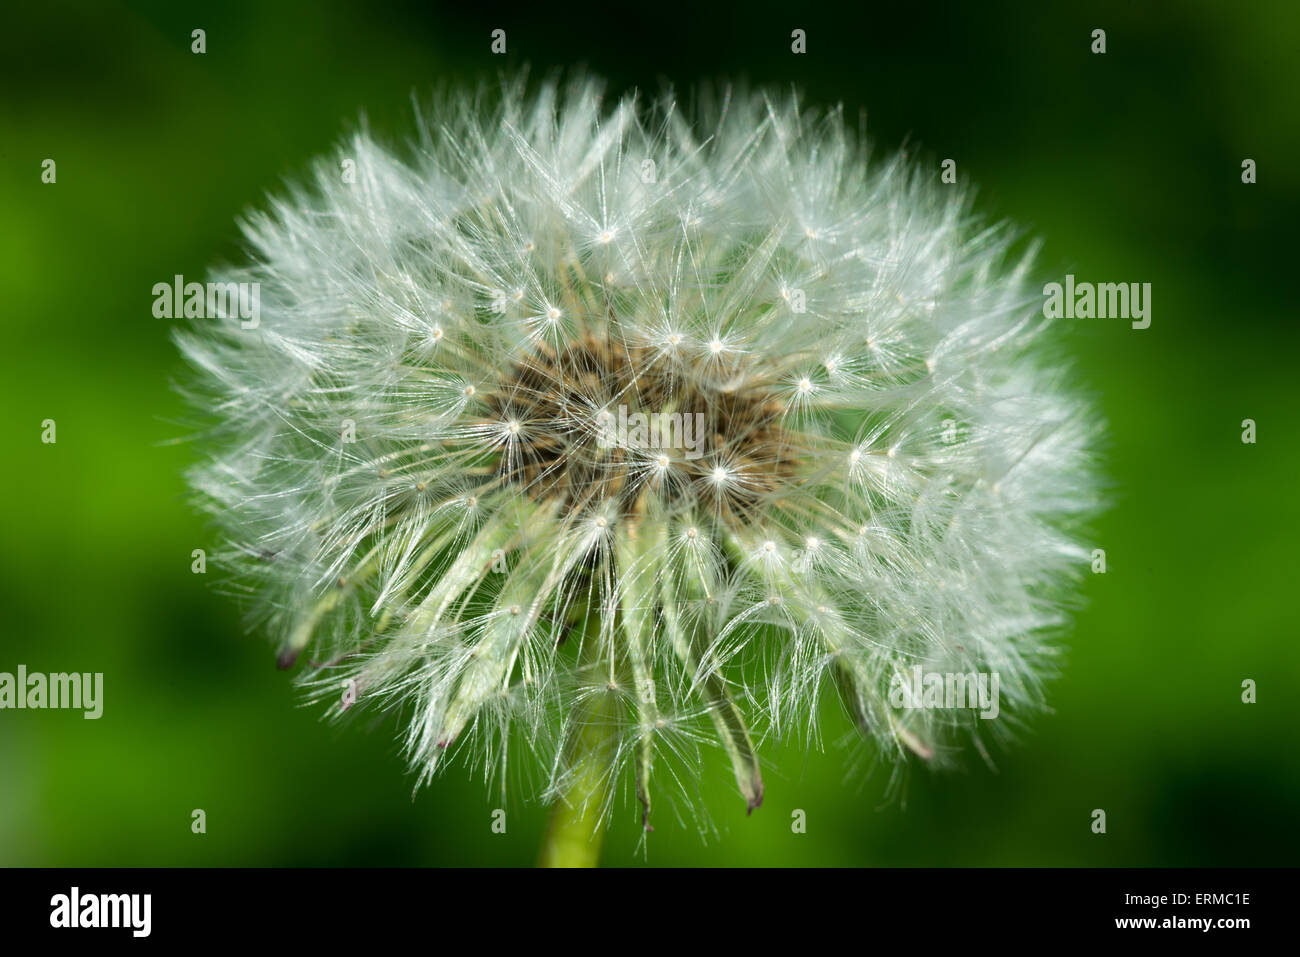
(2, 0, 1297, 866)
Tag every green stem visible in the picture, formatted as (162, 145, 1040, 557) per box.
(537, 726, 611, 867)
(538, 611, 617, 868)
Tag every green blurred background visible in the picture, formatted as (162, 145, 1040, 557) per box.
(2, 0, 1297, 866)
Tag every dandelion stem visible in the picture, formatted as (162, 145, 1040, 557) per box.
(538, 610, 616, 868)
(537, 716, 612, 867)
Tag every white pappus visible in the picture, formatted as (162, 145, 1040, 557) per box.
(176, 75, 1101, 833)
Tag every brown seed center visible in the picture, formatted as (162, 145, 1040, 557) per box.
(484, 334, 802, 520)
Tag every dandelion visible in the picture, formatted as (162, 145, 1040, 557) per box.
(176, 76, 1099, 865)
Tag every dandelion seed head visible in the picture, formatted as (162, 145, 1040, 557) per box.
(177, 76, 1101, 831)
